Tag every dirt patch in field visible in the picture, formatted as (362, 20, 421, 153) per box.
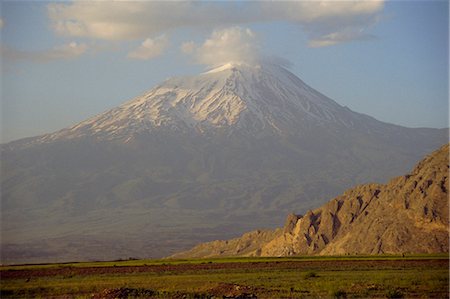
(90, 284, 259, 299)
(92, 287, 156, 299)
(208, 283, 258, 298)
(1, 259, 448, 280)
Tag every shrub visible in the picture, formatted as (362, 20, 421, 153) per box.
(331, 289, 347, 298)
(385, 288, 404, 299)
(304, 271, 318, 279)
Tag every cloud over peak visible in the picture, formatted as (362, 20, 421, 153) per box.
(185, 27, 259, 67)
(182, 27, 297, 69)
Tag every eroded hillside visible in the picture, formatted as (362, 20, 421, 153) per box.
(172, 143, 449, 258)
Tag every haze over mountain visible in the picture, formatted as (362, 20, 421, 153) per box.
(1, 61, 447, 263)
(172, 143, 449, 258)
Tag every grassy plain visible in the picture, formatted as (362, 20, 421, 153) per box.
(1, 255, 448, 298)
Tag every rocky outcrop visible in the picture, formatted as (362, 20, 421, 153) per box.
(172, 144, 449, 257)
(170, 229, 282, 259)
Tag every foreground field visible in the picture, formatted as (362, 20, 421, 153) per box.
(1, 255, 448, 298)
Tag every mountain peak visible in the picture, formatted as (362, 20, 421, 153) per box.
(201, 60, 291, 76)
(202, 62, 258, 74)
(37, 61, 372, 143)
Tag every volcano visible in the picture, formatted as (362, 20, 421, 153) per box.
(1, 62, 447, 263)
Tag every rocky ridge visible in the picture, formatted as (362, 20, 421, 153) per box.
(171, 143, 449, 258)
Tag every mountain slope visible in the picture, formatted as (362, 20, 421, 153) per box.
(172, 143, 449, 258)
(14, 63, 388, 141)
(7, 63, 444, 145)
(1, 62, 447, 263)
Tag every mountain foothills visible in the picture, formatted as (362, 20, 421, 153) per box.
(172, 143, 449, 258)
(1, 62, 447, 263)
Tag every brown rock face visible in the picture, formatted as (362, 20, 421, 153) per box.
(170, 229, 282, 259)
(172, 143, 449, 257)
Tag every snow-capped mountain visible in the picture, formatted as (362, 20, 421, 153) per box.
(2, 62, 447, 264)
(38, 62, 377, 142)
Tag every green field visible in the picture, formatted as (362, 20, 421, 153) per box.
(1, 255, 448, 298)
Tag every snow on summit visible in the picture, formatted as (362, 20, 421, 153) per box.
(39, 61, 376, 142)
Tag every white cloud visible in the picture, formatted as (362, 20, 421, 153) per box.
(263, 1, 384, 47)
(309, 30, 376, 48)
(185, 27, 260, 67)
(264, 1, 384, 22)
(47, 1, 385, 47)
(47, 2, 238, 41)
(2, 42, 88, 63)
(127, 35, 168, 60)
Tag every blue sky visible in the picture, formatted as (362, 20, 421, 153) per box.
(1, 1, 448, 143)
